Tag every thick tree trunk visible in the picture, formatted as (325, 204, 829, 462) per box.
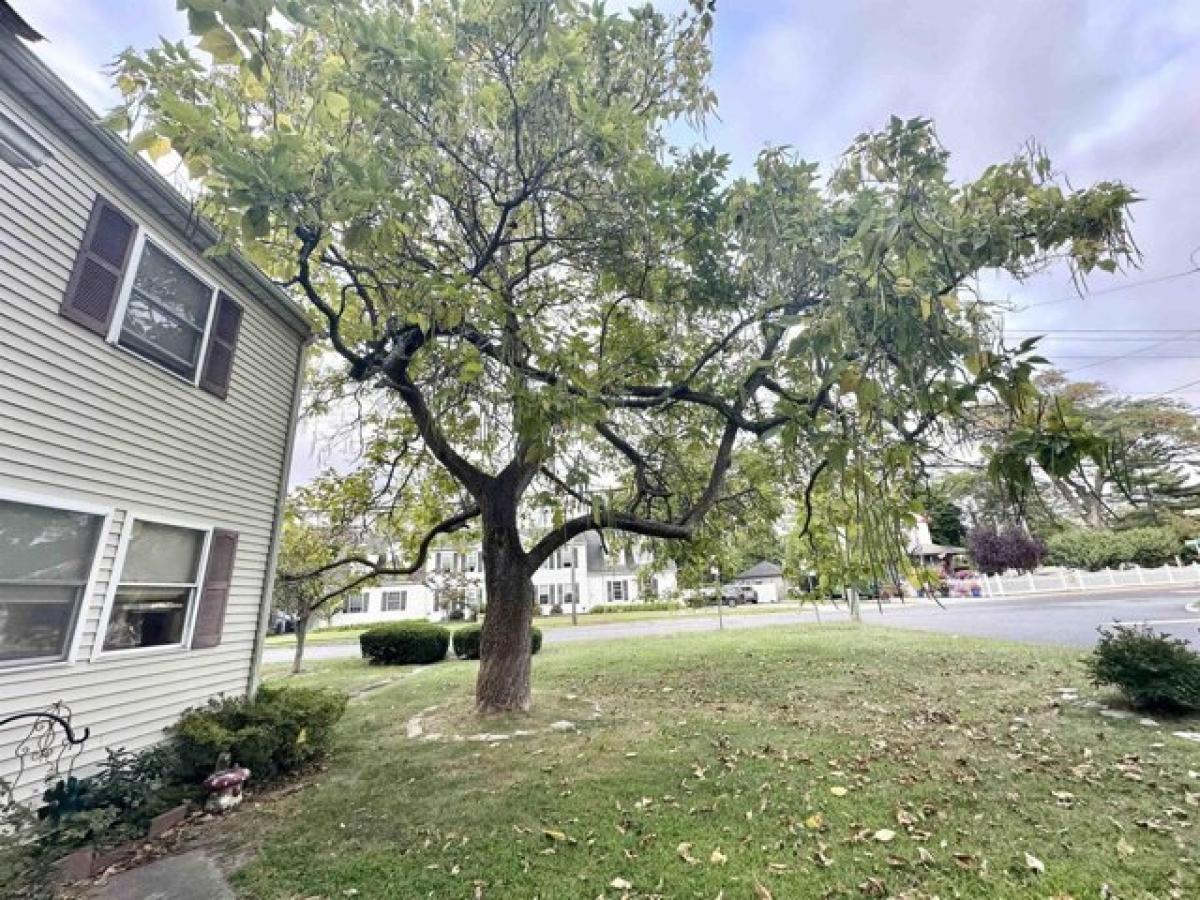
(475, 502, 535, 715)
(292, 612, 309, 675)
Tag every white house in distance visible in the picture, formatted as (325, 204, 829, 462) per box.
(327, 531, 677, 628)
(730, 560, 789, 603)
(0, 6, 308, 804)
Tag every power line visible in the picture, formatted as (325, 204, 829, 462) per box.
(1013, 266, 1200, 311)
(1006, 328, 1193, 334)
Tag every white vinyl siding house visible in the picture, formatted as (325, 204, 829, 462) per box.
(0, 21, 308, 805)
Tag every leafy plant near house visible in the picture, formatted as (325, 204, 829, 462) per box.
(359, 622, 450, 666)
(35, 745, 192, 852)
(454, 624, 542, 660)
(119, 0, 1138, 714)
(172, 685, 348, 782)
(1086, 625, 1200, 712)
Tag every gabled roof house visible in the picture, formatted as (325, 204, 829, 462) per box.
(0, 4, 309, 804)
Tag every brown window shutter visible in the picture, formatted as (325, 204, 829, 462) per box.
(199, 292, 243, 399)
(60, 196, 137, 336)
(191, 529, 239, 649)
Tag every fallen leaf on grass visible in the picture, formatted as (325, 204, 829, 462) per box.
(1024, 852, 1045, 874)
(830, 786, 848, 797)
(677, 842, 699, 865)
(710, 848, 728, 865)
(873, 829, 896, 843)
(917, 847, 935, 866)
(1116, 837, 1135, 859)
(753, 880, 773, 900)
(804, 812, 825, 830)
(609, 876, 632, 890)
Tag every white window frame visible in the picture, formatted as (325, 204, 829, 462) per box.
(92, 512, 213, 661)
(343, 592, 367, 614)
(105, 226, 221, 388)
(0, 486, 112, 670)
(382, 590, 406, 612)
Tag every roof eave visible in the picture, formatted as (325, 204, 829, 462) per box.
(0, 30, 311, 337)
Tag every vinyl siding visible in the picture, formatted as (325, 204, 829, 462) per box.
(0, 88, 303, 803)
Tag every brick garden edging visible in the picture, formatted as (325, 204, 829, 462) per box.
(49, 802, 192, 886)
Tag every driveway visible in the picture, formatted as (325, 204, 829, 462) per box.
(262, 585, 1200, 664)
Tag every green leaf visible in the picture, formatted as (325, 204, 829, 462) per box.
(199, 28, 241, 64)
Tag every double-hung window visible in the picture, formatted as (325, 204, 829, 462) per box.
(382, 590, 406, 612)
(116, 242, 214, 380)
(103, 520, 207, 652)
(606, 579, 628, 603)
(0, 498, 105, 666)
(60, 196, 244, 398)
(343, 593, 367, 614)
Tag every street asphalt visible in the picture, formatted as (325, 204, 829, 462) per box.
(262, 585, 1200, 665)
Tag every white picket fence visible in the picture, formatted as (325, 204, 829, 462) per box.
(982, 563, 1200, 597)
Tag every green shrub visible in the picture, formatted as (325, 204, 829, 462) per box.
(172, 685, 348, 782)
(359, 622, 450, 665)
(1047, 526, 1182, 570)
(588, 601, 680, 615)
(1086, 625, 1200, 712)
(453, 624, 542, 660)
(34, 745, 191, 851)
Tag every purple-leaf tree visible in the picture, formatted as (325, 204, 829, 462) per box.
(968, 526, 1047, 575)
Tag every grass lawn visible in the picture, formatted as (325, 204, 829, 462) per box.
(227, 626, 1199, 899)
(263, 603, 807, 647)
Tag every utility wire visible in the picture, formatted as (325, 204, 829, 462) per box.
(1013, 265, 1200, 311)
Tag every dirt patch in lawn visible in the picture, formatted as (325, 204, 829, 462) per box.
(403, 690, 603, 743)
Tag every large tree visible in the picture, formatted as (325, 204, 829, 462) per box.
(976, 371, 1199, 530)
(118, 0, 1136, 712)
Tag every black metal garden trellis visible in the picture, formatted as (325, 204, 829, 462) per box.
(0, 701, 90, 810)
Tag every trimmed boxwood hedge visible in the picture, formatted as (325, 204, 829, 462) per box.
(360, 622, 450, 665)
(453, 624, 543, 660)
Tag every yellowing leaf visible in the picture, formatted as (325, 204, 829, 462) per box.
(542, 829, 567, 843)
(710, 848, 728, 865)
(804, 812, 824, 830)
(830, 786, 848, 797)
(146, 136, 173, 163)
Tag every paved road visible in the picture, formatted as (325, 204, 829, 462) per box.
(262, 586, 1200, 664)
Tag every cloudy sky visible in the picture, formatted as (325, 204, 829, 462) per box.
(17, 0, 1200, 480)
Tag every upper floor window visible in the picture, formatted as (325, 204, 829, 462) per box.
(117, 243, 214, 380)
(60, 196, 243, 399)
(546, 547, 574, 570)
(0, 497, 105, 666)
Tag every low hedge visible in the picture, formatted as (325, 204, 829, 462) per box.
(1047, 526, 1183, 571)
(172, 684, 348, 783)
(453, 624, 543, 660)
(359, 621, 450, 665)
(588, 601, 680, 615)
